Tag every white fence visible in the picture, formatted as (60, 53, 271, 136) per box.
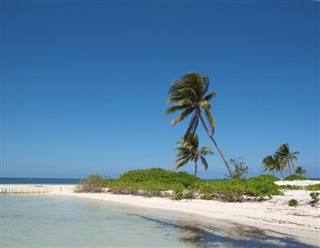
(0, 184, 76, 194)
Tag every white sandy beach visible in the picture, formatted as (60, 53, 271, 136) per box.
(51, 180, 320, 247)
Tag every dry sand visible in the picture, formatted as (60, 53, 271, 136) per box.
(52, 180, 320, 247)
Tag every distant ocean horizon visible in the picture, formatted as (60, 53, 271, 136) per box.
(0, 177, 81, 185)
(1, 177, 319, 185)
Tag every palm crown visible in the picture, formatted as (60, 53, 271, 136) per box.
(174, 134, 213, 176)
(262, 154, 286, 178)
(166, 72, 216, 136)
(276, 144, 299, 176)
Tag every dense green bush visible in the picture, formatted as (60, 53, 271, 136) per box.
(191, 179, 247, 201)
(118, 168, 201, 187)
(192, 175, 281, 201)
(288, 199, 298, 207)
(284, 175, 308, 181)
(77, 169, 283, 201)
(104, 168, 201, 196)
(76, 175, 107, 193)
(306, 184, 320, 190)
(246, 175, 282, 197)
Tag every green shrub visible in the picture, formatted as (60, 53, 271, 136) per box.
(310, 192, 319, 203)
(284, 175, 308, 181)
(306, 184, 320, 190)
(288, 199, 298, 207)
(118, 168, 201, 187)
(105, 168, 201, 197)
(76, 175, 107, 193)
(246, 175, 282, 197)
(175, 193, 183, 200)
(204, 193, 213, 200)
(183, 191, 193, 199)
(78, 169, 285, 201)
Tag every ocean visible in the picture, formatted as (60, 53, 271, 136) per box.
(0, 177, 81, 185)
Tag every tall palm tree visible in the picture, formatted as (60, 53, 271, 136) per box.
(294, 166, 306, 176)
(276, 144, 299, 176)
(262, 154, 286, 178)
(166, 72, 234, 178)
(174, 134, 213, 176)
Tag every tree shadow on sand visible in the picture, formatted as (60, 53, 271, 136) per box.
(138, 216, 316, 248)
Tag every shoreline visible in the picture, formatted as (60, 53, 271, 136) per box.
(52, 190, 320, 247)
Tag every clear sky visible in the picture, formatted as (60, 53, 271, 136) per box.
(2, 0, 319, 179)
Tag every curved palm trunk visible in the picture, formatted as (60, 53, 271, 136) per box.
(199, 115, 234, 178)
(279, 169, 284, 179)
(287, 161, 292, 176)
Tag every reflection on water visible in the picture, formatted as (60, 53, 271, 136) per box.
(1, 195, 315, 248)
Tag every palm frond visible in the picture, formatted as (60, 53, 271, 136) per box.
(165, 105, 188, 115)
(200, 146, 214, 156)
(167, 95, 186, 104)
(175, 155, 190, 163)
(178, 88, 198, 101)
(170, 107, 195, 126)
(173, 156, 191, 171)
(204, 92, 217, 102)
(200, 155, 209, 171)
(203, 108, 215, 135)
(177, 99, 193, 106)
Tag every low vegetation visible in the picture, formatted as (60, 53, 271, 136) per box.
(310, 192, 319, 203)
(288, 199, 298, 207)
(75, 175, 107, 193)
(306, 184, 320, 191)
(284, 175, 308, 181)
(278, 185, 302, 190)
(76, 169, 284, 202)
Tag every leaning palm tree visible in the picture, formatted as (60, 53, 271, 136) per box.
(294, 166, 306, 176)
(166, 72, 234, 178)
(262, 154, 286, 178)
(276, 144, 299, 176)
(174, 134, 213, 176)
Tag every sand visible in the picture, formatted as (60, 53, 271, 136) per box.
(52, 181, 320, 247)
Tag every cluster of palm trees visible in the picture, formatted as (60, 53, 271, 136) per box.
(262, 144, 300, 178)
(165, 72, 234, 177)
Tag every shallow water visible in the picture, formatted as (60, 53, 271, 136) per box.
(0, 195, 315, 247)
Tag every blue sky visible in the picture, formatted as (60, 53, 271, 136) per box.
(2, 0, 319, 179)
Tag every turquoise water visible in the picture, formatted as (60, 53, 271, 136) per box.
(0, 177, 81, 185)
(1, 195, 315, 248)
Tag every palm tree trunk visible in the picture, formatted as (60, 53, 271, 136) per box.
(279, 169, 284, 179)
(199, 115, 234, 178)
(288, 161, 291, 176)
(194, 161, 198, 176)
